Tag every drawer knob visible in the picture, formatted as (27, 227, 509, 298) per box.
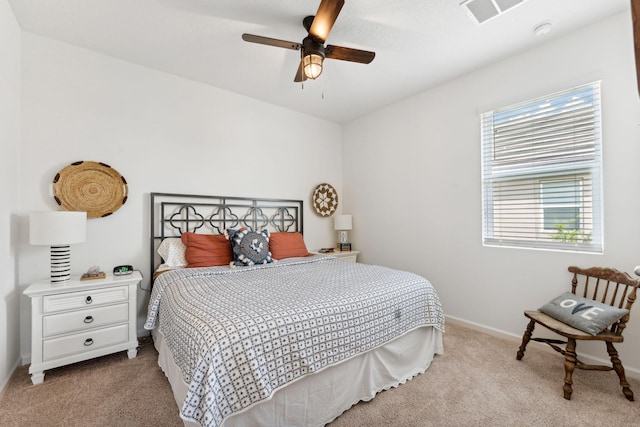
(84, 316, 94, 324)
(84, 338, 94, 346)
(85, 296, 92, 304)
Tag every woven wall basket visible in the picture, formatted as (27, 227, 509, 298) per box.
(52, 161, 128, 218)
(312, 183, 338, 217)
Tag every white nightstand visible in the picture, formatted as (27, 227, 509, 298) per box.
(310, 250, 360, 263)
(23, 271, 142, 385)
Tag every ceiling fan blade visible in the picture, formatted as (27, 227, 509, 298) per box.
(242, 33, 301, 50)
(325, 45, 375, 64)
(294, 60, 307, 82)
(309, 0, 344, 43)
(633, 0, 640, 96)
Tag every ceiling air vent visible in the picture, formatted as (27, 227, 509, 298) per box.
(460, 0, 529, 25)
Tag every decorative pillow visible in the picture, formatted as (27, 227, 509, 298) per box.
(225, 228, 273, 266)
(180, 232, 233, 268)
(269, 232, 310, 260)
(539, 292, 629, 336)
(156, 238, 187, 269)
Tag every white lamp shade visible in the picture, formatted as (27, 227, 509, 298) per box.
(334, 214, 353, 231)
(29, 211, 87, 245)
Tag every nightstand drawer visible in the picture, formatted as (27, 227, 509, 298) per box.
(43, 323, 129, 361)
(42, 303, 129, 337)
(43, 286, 129, 313)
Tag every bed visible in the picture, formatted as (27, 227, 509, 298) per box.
(145, 193, 445, 427)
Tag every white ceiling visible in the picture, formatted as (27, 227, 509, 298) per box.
(8, 0, 630, 123)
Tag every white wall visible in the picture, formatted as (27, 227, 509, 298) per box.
(344, 11, 640, 372)
(18, 34, 343, 360)
(0, 0, 21, 393)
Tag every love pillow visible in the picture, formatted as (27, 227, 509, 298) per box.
(539, 292, 629, 336)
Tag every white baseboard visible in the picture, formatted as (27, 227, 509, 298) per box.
(445, 315, 640, 380)
(0, 356, 22, 400)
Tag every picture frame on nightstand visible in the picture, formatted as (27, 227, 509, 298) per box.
(337, 243, 351, 251)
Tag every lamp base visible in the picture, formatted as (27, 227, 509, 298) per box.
(50, 245, 71, 283)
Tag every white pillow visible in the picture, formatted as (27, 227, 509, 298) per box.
(157, 238, 187, 269)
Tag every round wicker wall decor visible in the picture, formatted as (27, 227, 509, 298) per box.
(312, 183, 338, 217)
(52, 161, 128, 218)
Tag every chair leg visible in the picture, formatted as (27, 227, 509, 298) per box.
(606, 341, 634, 401)
(563, 338, 577, 400)
(516, 319, 536, 360)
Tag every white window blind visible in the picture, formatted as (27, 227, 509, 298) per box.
(481, 82, 603, 253)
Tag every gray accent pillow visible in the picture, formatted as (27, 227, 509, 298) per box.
(225, 228, 273, 267)
(539, 292, 629, 336)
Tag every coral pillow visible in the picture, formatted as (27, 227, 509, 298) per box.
(180, 232, 233, 268)
(269, 232, 309, 260)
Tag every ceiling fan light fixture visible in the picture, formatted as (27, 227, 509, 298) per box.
(303, 53, 324, 79)
(302, 37, 325, 80)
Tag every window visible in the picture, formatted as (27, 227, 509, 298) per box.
(541, 179, 582, 231)
(481, 82, 602, 253)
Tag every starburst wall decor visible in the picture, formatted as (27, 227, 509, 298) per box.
(312, 183, 338, 217)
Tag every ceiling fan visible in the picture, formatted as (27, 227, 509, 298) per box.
(241, 0, 375, 82)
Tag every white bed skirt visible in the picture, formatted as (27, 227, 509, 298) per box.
(152, 326, 443, 427)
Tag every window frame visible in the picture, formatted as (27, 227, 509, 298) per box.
(481, 82, 603, 253)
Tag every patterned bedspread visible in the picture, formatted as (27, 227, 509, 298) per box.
(145, 256, 444, 427)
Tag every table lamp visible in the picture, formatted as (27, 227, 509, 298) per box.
(30, 211, 87, 283)
(334, 214, 352, 251)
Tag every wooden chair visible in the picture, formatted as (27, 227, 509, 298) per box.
(516, 266, 640, 401)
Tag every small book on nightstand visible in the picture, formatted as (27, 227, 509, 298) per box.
(338, 243, 351, 251)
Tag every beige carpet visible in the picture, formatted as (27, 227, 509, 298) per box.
(1, 321, 640, 426)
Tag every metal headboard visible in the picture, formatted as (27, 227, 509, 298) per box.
(149, 192, 304, 279)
